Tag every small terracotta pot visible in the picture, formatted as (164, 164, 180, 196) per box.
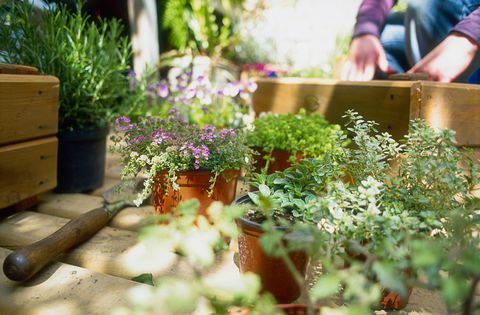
(253, 148, 303, 174)
(345, 246, 412, 310)
(152, 170, 240, 216)
(277, 304, 320, 315)
(235, 195, 308, 303)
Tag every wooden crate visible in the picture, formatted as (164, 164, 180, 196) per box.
(252, 78, 480, 147)
(0, 66, 59, 209)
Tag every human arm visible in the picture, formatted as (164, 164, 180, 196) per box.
(408, 8, 480, 82)
(341, 0, 396, 81)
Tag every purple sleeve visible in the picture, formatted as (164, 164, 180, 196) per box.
(453, 8, 480, 45)
(353, 0, 396, 38)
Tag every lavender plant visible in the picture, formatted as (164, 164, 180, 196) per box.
(111, 110, 253, 206)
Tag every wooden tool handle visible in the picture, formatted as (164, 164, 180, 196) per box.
(3, 207, 110, 281)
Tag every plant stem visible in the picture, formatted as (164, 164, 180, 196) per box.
(462, 276, 479, 315)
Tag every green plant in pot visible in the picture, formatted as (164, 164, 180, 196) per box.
(111, 109, 253, 216)
(235, 155, 342, 304)
(297, 111, 480, 311)
(246, 110, 345, 175)
(240, 110, 479, 312)
(0, 2, 132, 192)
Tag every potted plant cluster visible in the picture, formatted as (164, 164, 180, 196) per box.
(237, 110, 479, 311)
(111, 109, 253, 216)
(126, 68, 257, 129)
(246, 110, 345, 174)
(0, 2, 132, 192)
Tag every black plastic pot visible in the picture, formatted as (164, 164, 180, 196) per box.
(56, 128, 109, 193)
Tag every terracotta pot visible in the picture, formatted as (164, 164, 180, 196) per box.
(235, 195, 308, 303)
(277, 304, 320, 315)
(253, 148, 303, 174)
(345, 246, 412, 310)
(152, 170, 240, 216)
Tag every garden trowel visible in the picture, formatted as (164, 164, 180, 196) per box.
(2, 178, 147, 282)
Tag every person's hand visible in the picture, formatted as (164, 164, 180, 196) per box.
(341, 34, 390, 81)
(408, 33, 479, 82)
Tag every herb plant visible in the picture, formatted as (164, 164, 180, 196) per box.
(246, 110, 345, 167)
(0, 2, 131, 132)
(111, 110, 253, 206)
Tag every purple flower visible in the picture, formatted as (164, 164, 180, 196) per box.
(115, 116, 134, 132)
(246, 80, 258, 93)
(134, 136, 146, 144)
(156, 82, 169, 98)
(128, 70, 136, 78)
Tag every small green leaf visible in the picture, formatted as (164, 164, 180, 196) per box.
(247, 192, 260, 205)
(372, 261, 407, 298)
(131, 273, 155, 286)
(258, 184, 271, 197)
(441, 276, 469, 306)
(311, 274, 341, 300)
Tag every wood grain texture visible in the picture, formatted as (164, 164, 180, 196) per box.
(0, 64, 39, 75)
(0, 74, 59, 145)
(253, 78, 480, 146)
(0, 211, 187, 279)
(3, 207, 111, 281)
(253, 78, 413, 140)
(415, 82, 480, 146)
(38, 193, 154, 231)
(0, 137, 57, 209)
(0, 247, 146, 315)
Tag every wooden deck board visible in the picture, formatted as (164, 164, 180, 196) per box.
(37, 193, 153, 231)
(0, 211, 188, 279)
(0, 247, 146, 315)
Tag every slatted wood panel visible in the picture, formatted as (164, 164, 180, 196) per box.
(253, 78, 480, 146)
(0, 74, 59, 145)
(0, 137, 57, 208)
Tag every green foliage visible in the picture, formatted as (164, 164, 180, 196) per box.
(246, 110, 346, 165)
(161, 0, 245, 58)
(0, 1, 132, 132)
(113, 200, 279, 315)
(111, 112, 253, 205)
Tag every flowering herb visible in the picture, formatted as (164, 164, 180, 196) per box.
(126, 70, 256, 129)
(111, 110, 253, 205)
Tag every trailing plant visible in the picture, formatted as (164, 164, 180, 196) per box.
(0, 1, 132, 132)
(111, 110, 253, 206)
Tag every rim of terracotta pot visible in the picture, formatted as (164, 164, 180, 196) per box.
(154, 169, 241, 176)
(234, 194, 289, 232)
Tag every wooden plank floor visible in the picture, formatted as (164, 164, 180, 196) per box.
(0, 151, 466, 314)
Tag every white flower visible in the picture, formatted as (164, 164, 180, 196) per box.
(317, 218, 335, 234)
(130, 151, 139, 158)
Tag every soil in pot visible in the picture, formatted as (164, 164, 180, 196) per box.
(56, 128, 109, 193)
(152, 170, 240, 217)
(253, 148, 303, 175)
(235, 195, 309, 304)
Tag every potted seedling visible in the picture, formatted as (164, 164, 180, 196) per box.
(111, 109, 253, 216)
(246, 110, 344, 175)
(0, 2, 132, 192)
(235, 156, 340, 304)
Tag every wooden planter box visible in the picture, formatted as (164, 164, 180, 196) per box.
(0, 65, 59, 209)
(252, 78, 480, 147)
